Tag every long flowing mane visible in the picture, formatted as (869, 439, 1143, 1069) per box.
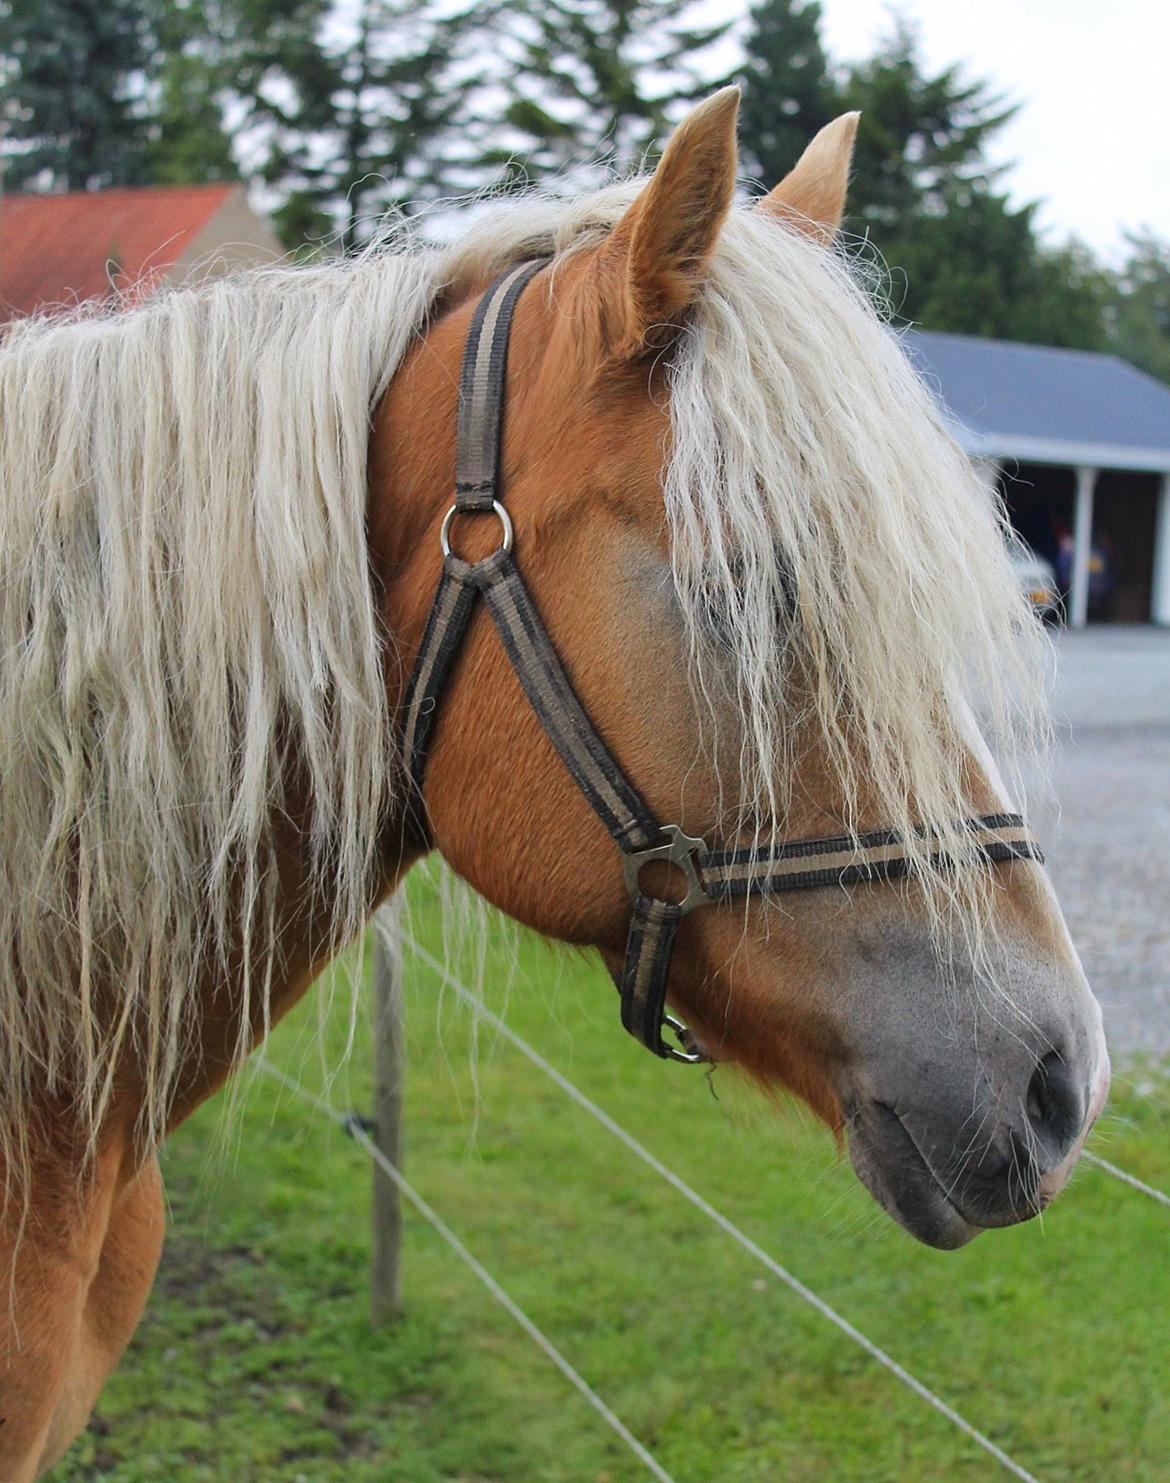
(0, 185, 1043, 1186)
(661, 205, 1046, 897)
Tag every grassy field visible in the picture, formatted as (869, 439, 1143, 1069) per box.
(54, 872, 1170, 1483)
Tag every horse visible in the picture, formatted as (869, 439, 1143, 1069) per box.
(0, 88, 1108, 1478)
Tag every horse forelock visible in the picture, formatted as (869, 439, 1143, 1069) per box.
(662, 206, 1050, 951)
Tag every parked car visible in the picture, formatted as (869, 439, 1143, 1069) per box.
(1009, 545, 1062, 620)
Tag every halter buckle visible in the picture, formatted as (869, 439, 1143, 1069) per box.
(661, 1011, 709, 1064)
(622, 824, 709, 915)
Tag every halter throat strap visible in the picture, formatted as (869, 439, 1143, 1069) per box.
(400, 261, 1044, 1064)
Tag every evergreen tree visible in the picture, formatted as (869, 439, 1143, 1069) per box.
(211, 0, 477, 249)
(0, 0, 241, 191)
(0, 0, 478, 248)
(1019, 238, 1113, 352)
(144, 0, 237, 185)
(0, 0, 154, 190)
(146, 52, 236, 185)
(822, 20, 1108, 348)
(739, 0, 837, 188)
(172, 0, 339, 240)
(269, 0, 475, 250)
(1109, 231, 1170, 385)
(877, 184, 1109, 349)
(489, 0, 732, 181)
(841, 18, 1015, 238)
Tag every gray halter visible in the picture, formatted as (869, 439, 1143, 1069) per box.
(401, 261, 1042, 1063)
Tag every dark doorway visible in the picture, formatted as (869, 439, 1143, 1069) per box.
(1092, 471, 1159, 622)
(999, 464, 1158, 623)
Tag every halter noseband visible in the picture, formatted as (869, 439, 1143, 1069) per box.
(401, 261, 1043, 1064)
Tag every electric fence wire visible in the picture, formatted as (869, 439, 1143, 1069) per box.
(256, 1058, 678, 1483)
(400, 931, 1041, 1483)
(1082, 1149, 1170, 1209)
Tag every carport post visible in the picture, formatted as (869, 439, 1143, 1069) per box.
(1069, 466, 1097, 629)
(1153, 473, 1170, 626)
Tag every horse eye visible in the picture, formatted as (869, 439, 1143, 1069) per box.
(697, 587, 743, 651)
(697, 554, 797, 650)
(774, 559, 798, 620)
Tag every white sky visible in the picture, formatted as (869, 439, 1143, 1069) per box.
(733, 0, 1170, 261)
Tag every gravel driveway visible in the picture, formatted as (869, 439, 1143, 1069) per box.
(1036, 628, 1170, 1058)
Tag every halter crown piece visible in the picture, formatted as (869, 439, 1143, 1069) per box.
(401, 262, 1044, 1064)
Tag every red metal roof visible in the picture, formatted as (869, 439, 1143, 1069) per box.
(0, 184, 238, 320)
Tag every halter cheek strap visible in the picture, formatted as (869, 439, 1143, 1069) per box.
(400, 261, 1044, 1064)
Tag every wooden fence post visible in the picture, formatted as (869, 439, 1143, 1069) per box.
(370, 929, 404, 1323)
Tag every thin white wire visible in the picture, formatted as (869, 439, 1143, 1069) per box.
(401, 932, 1040, 1483)
(255, 1058, 678, 1483)
(1082, 1150, 1170, 1209)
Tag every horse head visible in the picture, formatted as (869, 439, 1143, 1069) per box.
(375, 90, 1108, 1249)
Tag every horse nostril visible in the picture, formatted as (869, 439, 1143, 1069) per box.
(1025, 1051, 1085, 1163)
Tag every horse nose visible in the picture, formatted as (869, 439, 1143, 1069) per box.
(1024, 1050, 1087, 1172)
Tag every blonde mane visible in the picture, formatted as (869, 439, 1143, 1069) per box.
(662, 206, 1046, 912)
(0, 184, 1044, 1188)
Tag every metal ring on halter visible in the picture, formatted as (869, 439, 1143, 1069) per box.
(661, 1012, 708, 1064)
(440, 499, 514, 560)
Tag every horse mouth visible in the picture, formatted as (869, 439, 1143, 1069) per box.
(845, 1102, 986, 1250)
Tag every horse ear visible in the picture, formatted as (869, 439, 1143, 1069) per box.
(596, 86, 740, 359)
(756, 113, 860, 244)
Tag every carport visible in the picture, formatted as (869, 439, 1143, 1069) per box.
(907, 331, 1170, 627)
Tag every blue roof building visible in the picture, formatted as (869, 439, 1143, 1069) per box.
(906, 331, 1170, 626)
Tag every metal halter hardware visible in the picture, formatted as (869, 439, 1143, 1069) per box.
(440, 499, 513, 560)
(621, 824, 708, 917)
(400, 260, 1045, 1064)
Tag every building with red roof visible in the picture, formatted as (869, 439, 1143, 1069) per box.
(0, 183, 283, 322)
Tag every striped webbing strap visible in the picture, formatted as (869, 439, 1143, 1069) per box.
(399, 262, 1045, 1063)
(454, 260, 549, 513)
(400, 259, 660, 858)
(701, 814, 1039, 897)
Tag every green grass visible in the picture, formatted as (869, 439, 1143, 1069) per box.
(53, 874, 1170, 1482)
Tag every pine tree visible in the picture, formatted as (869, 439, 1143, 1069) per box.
(879, 184, 1109, 348)
(0, 0, 154, 190)
(174, 0, 338, 241)
(831, 24, 1110, 347)
(739, 0, 837, 189)
(488, 0, 732, 182)
(0, 0, 243, 192)
(1109, 231, 1170, 385)
(841, 19, 1015, 237)
(222, 0, 477, 249)
(737, 10, 1111, 347)
(143, 0, 237, 185)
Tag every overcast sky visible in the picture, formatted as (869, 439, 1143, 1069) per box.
(745, 0, 1169, 260)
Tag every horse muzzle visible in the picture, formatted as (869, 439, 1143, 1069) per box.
(844, 1049, 1111, 1250)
